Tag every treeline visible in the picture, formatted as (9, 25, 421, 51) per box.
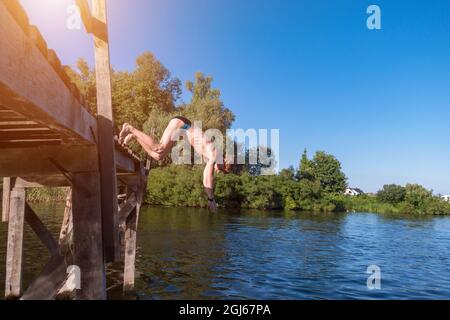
(147, 151, 450, 215)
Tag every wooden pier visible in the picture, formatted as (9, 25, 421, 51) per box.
(0, 0, 149, 299)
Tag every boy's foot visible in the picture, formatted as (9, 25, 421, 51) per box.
(119, 123, 133, 143)
(123, 133, 134, 145)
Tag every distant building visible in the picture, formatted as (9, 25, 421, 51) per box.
(344, 188, 364, 196)
(441, 195, 450, 203)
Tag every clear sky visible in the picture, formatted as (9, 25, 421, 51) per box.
(19, 0, 450, 194)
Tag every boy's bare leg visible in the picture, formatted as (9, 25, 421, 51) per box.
(121, 120, 181, 160)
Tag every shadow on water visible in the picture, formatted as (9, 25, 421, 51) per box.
(1, 205, 450, 299)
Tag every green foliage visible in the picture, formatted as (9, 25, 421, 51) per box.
(297, 149, 347, 194)
(311, 151, 347, 194)
(66, 52, 182, 132)
(377, 184, 406, 204)
(182, 72, 235, 133)
(26, 187, 69, 203)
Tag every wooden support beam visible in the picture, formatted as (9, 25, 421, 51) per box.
(21, 190, 73, 300)
(59, 189, 73, 251)
(92, 0, 120, 263)
(21, 251, 72, 300)
(123, 207, 138, 293)
(2, 177, 12, 222)
(72, 172, 106, 300)
(118, 192, 137, 261)
(0, 145, 98, 177)
(24, 203, 59, 254)
(123, 165, 149, 292)
(5, 187, 26, 299)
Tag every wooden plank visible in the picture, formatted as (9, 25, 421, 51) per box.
(115, 149, 137, 173)
(0, 140, 62, 148)
(5, 187, 26, 299)
(0, 123, 49, 131)
(2, 177, 12, 222)
(72, 172, 106, 300)
(0, 145, 98, 177)
(0, 131, 60, 140)
(0, 3, 97, 144)
(24, 203, 58, 254)
(20, 251, 72, 300)
(92, 0, 119, 263)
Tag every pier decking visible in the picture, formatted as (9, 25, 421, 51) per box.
(0, 0, 149, 299)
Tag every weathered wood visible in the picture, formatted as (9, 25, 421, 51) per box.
(2, 177, 12, 222)
(0, 3, 97, 144)
(123, 164, 149, 292)
(24, 203, 58, 254)
(75, 0, 93, 33)
(59, 189, 73, 248)
(2, 0, 30, 35)
(118, 192, 137, 260)
(0, 140, 62, 148)
(123, 206, 138, 293)
(5, 187, 26, 299)
(72, 172, 106, 300)
(92, 0, 119, 263)
(21, 250, 72, 300)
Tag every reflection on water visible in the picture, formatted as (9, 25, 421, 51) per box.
(1, 205, 450, 299)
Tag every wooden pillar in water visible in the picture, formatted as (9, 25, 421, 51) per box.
(2, 177, 12, 222)
(92, 0, 120, 263)
(123, 206, 138, 292)
(72, 172, 106, 300)
(123, 168, 148, 292)
(4, 187, 25, 299)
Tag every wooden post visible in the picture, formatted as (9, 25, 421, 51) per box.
(59, 189, 73, 247)
(72, 172, 106, 300)
(2, 177, 12, 222)
(5, 187, 25, 299)
(123, 206, 138, 293)
(92, 0, 120, 263)
(123, 168, 148, 292)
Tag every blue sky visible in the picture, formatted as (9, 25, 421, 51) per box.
(20, 0, 450, 194)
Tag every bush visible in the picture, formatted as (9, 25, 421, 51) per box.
(377, 184, 406, 204)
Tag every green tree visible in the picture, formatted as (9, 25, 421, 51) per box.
(181, 72, 235, 133)
(311, 151, 347, 194)
(66, 52, 182, 132)
(298, 149, 314, 181)
(377, 184, 406, 204)
(404, 184, 433, 214)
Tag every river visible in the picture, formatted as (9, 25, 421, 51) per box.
(1, 205, 450, 299)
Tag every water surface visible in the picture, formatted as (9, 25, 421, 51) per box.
(1, 205, 450, 299)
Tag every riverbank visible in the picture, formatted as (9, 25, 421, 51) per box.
(2, 166, 449, 216)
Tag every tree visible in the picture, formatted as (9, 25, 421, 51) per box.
(377, 184, 406, 204)
(298, 149, 314, 181)
(404, 184, 433, 212)
(66, 52, 182, 132)
(311, 151, 347, 194)
(181, 72, 235, 133)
